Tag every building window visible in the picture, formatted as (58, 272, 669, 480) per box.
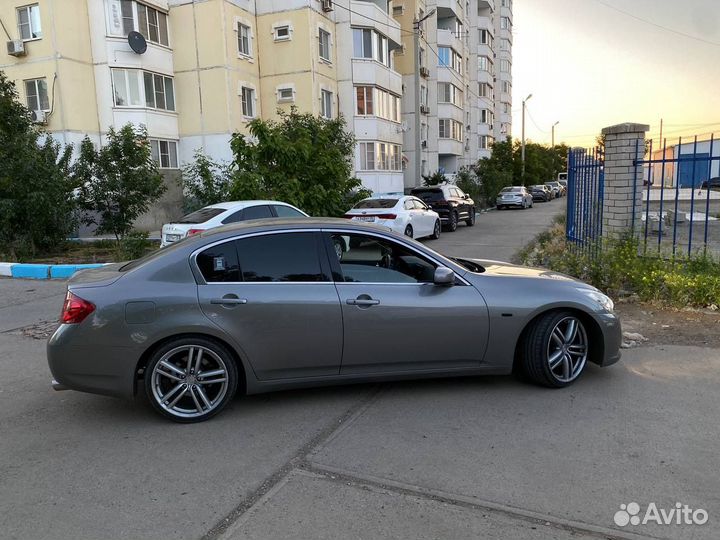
(112, 69, 143, 107)
(479, 29, 493, 48)
(321, 89, 333, 118)
(479, 135, 493, 150)
(319, 28, 331, 62)
(352, 28, 391, 68)
(238, 23, 252, 56)
(478, 82, 493, 99)
(143, 72, 175, 110)
(359, 142, 402, 171)
(502, 80, 511, 94)
(356, 86, 374, 116)
(355, 86, 399, 122)
(500, 59, 511, 73)
(274, 25, 290, 41)
(392, 5, 404, 16)
(438, 83, 462, 107)
(500, 17, 511, 30)
(479, 55, 492, 73)
(439, 119, 463, 141)
(110, 1, 168, 46)
(17, 4, 42, 40)
(499, 38, 511, 51)
(241, 86, 255, 117)
(480, 109, 493, 125)
(502, 102, 511, 114)
(150, 139, 178, 169)
(277, 87, 294, 102)
(24, 78, 49, 111)
(420, 85, 428, 106)
(112, 69, 173, 110)
(359, 142, 375, 170)
(438, 47, 462, 74)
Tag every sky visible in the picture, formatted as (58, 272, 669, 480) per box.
(511, 0, 720, 148)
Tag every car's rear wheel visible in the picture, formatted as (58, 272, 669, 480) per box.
(145, 337, 238, 422)
(466, 208, 476, 226)
(521, 311, 589, 388)
(404, 225, 413, 238)
(431, 219, 441, 239)
(446, 211, 458, 232)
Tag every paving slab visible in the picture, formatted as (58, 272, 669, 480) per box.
(310, 346, 720, 540)
(221, 470, 589, 540)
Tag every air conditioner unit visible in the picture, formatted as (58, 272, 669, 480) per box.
(420, 105, 430, 114)
(419, 66, 430, 78)
(7, 40, 26, 57)
(421, 140, 427, 148)
(321, 0, 333, 12)
(30, 110, 47, 124)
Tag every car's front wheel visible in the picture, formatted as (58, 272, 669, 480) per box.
(145, 337, 239, 422)
(466, 208, 476, 226)
(521, 311, 589, 388)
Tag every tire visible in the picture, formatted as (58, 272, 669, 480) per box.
(520, 311, 589, 388)
(445, 211, 458, 232)
(404, 225, 413, 238)
(465, 208, 476, 227)
(145, 337, 239, 423)
(431, 219, 441, 240)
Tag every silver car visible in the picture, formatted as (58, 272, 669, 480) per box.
(496, 186, 534, 209)
(48, 219, 622, 422)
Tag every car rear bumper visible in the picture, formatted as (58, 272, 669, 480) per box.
(496, 199, 524, 207)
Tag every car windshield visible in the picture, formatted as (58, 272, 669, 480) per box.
(353, 199, 399, 209)
(532, 185, 545, 189)
(176, 207, 226, 224)
(412, 189, 444, 202)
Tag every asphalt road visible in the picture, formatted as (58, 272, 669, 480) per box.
(1, 199, 718, 540)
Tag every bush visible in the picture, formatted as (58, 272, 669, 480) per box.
(118, 231, 154, 261)
(422, 171, 447, 186)
(180, 150, 233, 213)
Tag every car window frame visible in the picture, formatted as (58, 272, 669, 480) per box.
(271, 204, 306, 218)
(191, 230, 332, 285)
(241, 204, 274, 221)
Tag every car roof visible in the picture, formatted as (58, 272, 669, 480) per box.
(205, 200, 296, 211)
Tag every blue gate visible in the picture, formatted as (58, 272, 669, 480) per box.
(566, 147, 605, 254)
(678, 152, 710, 188)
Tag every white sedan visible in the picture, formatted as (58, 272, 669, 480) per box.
(161, 200, 308, 247)
(344, 196, 441, 240)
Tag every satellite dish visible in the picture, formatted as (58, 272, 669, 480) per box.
(128, 31, 147, 54)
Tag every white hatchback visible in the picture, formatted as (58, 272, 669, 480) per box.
(344, 196, 441, 240)
(160, 200, 308, 247)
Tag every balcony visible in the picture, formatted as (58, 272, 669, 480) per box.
(478, 0, 495, 11)
(438, 138, 464, 156)
(436, 28, 463, 53)
(351, 59, 403, 94)
(351, 0, 402, 47)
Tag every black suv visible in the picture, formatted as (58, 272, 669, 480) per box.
(410, 185, 475, 232)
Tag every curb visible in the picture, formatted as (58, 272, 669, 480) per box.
(1, 263, 108, 280)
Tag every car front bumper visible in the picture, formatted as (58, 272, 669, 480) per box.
(593, 312, 622, 367)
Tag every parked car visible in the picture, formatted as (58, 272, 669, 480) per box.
(545, 181, 564, 198)
(557, 172, 568, 183)
(700, 177, 720, 191)
(496, 186, 533, 209)
(160, 201, 308, 247)
(410, 185, 475, 232)
(531, 185, 552, 202)
(558, 179, 568, 192)
(344, 196, 441, 240)
(47, 218, 622, 422)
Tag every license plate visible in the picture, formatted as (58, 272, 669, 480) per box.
(353, 216, 375, 222)
(503, 195, 514, 199)
(166, 234, 182, 242)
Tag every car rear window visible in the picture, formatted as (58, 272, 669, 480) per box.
(501, 187, 522, 193)
(177, 207, 225, 224)
(354, 199, 399, 209)
(411, 189, 444, 202)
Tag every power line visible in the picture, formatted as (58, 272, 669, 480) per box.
(525, 106, 549, 134)
(592, 0, 720, 47)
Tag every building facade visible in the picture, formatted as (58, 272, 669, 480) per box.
(0, 0, 511, 205)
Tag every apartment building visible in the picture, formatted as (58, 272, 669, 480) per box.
(0, 0, 510, 202)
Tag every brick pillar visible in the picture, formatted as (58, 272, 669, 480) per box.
(601, 123, 649, 238)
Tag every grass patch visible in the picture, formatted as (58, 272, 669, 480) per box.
(519, 224, 720, 308)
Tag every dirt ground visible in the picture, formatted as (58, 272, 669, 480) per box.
(615, 300, 720, 348)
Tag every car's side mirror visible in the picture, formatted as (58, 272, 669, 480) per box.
(463, 194, 469, 199)
(433, 266, 455, 286)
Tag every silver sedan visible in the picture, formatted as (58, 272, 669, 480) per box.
(496, 186, 534, 209)
(48, 219, 622, 422)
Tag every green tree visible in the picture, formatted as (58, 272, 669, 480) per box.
(473, 137, 514, 206)
(228, 108, 369, 216)
(0, 70, 77, 259)
(421, 170, 447, 186)
(181, 150, 233, 212)
(74, 124, 166, 241)
(454, 166, 481, 201)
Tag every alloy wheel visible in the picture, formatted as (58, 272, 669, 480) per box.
(150, 345, 230, 419)
(546, 317, 588, 383)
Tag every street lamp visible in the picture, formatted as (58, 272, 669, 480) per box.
(521, 93, 532, 179)
(551, 121, 559, 148)
(413, 8, 436, 186)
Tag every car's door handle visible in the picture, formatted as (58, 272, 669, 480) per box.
(346, 298, 380, 306)
(211, 297, 248, 305)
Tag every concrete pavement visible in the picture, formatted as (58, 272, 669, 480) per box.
(1, 200, 718, 540)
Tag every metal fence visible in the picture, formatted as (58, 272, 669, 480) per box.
(634, 134, 720, 258)
(566, 147, 604, 254)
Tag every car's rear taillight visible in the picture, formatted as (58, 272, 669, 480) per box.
(376, 214, 397, 220)
(61, 291, 95, 324)
(186, 228, 205, 237)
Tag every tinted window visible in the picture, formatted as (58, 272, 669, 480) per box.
(411, 189, 444, 202)
(221, 210, 244, 224)
(273, 205, 306, 217)
(329, 233, 436, 283)
(177, 207, 225, 224)
(243, 205, 273, 220)
(354, 199, 399, 209)
(196, 241, 240, 282)
(236, 233, 325, 282)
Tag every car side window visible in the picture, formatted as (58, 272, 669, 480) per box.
(273, 205, 305, 218)
(328, 233, 437, 284)
(243, 205, 273, 220)
(196, 241, 240, 282)
(413, 199, 427, 210)
(451, 188, 462, 198)
(221, 210, 244, 224)
(455, 188, 465, 198)
(404, 200, 415, 210)
(236, 232, 327, 282)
